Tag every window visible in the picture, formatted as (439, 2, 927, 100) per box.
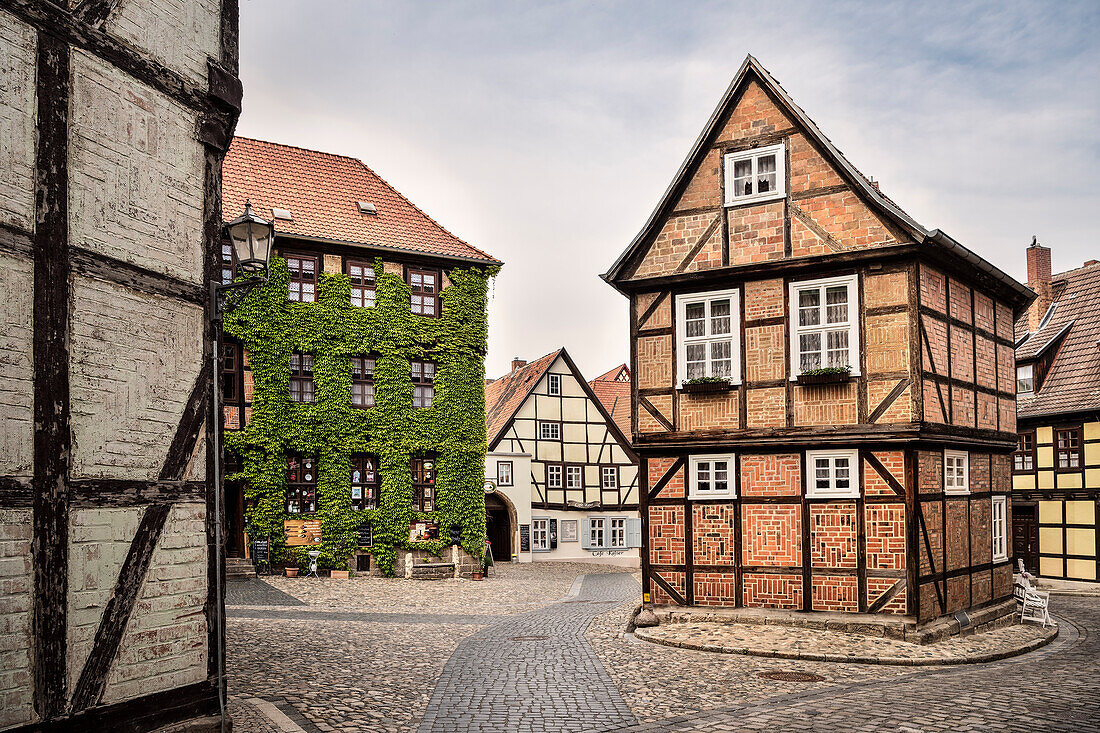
(220, 241, 235, 284)
(1014, 432, 1035, 472)
(689, 455, 735, 498)
(609, 518, 626, 548)
(289, 353, 314, 403)
(991, 496, 1008, 562)
(411, 457, 435, 512)
(789, 275, 859, 376)
(546, 464, 563, 489)
(350, 355, 376, 408)
(724, 143, 785, 205)
(411, 359, 435, 408)
(805, 450, 858, 498)
(601, 466, 619, 490)
(286, 254, 317, 302)
(531, 518, 550, 551)
(1016, 364, 1034, 394)
(675, 289, 740, 386)
(566, 465, 583, 490)
(944, 450, 969, 495)
(589, 517, 606, 548)
(548, 374, 562, 396)
(1056, 428, 1081, 469)
(350, 454, 379, 511)
(347, 259, 376, 308)
(221, 342, 240, 402)
(408, 268, 439, 317)
(496, 461, 513, 486)
(540, 421, 561, 441)
(286, 455, 317, 514)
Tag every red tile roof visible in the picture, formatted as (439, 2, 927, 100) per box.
(223, 137, 500, 264)
(588, 378, 631, 438)
(485, 350, 562, 448)
(593, 363, 630, 382)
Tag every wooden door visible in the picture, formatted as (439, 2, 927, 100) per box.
(1012, 504, 1038, 574)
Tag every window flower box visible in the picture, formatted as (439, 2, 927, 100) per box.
(796, 367, 852, 386)
(680, 378, 734, 394)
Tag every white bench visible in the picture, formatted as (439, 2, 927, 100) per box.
(1013, 562, 1052, 628)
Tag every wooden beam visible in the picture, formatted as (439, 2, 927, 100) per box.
(71, 480, 206, 507)
(650, 570, 687, 606)
(159, 362, 213, 480)
(638, 395, 675, 433)
(636, 291, 668, 332)
(790, 203, 843, 252)
(674, 213, 722, 273)
(867, 578, 906, 614)
(72, 0, 122, 27)
(648, 457, 686, 500)
(863, 452, 906, 497)
(70, 246, 204, 305)
(868, 378, 910, 424)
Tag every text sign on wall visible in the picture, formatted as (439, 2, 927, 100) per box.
(285, 519, 322, 546)
(561, 520, 578, 543)
(549, 518, 558, 550)
(519, 524, 530, 552)
(358, 522, 373, 548)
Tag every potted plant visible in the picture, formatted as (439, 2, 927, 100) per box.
(796, 365, 852, 386)
(330, 566, 350, 580)
(284, 565, 299, 578)
(680, 376, 733, 394)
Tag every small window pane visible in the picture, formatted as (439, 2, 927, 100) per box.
(710, 340, 732, 378)
(685, 303, 705, 337)
(733, 158, 752, 196)
(686, 343, 706, 379)
(826, 329, 849, 367)
(710, 299, 731, 335)
(825, 286, 848, 323)
(800, 333, 822, 371)
(756, 154, 776, 193)
(798, 289, 821, 326)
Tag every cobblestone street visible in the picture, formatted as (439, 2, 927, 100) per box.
(227, 565, 1100, 732)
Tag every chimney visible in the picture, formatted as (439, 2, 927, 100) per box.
(1026, 236, 1052, 332)
(511, 357, 526, 372)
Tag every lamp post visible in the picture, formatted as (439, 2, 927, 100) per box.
(211, 201, 273, 733)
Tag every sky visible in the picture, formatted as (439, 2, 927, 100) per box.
(235, 0, 1100, 380)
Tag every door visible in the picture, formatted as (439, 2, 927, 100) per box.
(225, 481, 246, 558)
(484, 494, 512, 561)
(1012, 504, 1038, 574)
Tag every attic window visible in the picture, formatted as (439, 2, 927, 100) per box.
(1016, 363, 1034, 394)
(724, 143, 785, 206)
(357, 201, 378, 215)
(271, 207, 293, 221)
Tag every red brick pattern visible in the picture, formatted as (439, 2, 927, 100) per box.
(745, 324, 785, 381)
(974, 292, 995, 334)
(865, 504, 906, 570)
(995, 302, 1015, 341)
(693, 572, 738, 607)
(810, 503, 857, 568)
(728, 201, 785, 265)
(743, 573, 803, 609)
(867, 577, 907, 614)
(744, 278, 784, 320)
(969, 495, 991, 566)
(863, 270, 908, 308)
(971, 569, 992, 606)
(648, 506, 685, 565)
(679, 392, 738, 431)
(922, 316, 948, 374)
(976, 391, 997, 430)
(787, 133, 844, 193)
(791, 191, 896, 252)
(651, 569, 686, 606)
(638, 394, 672, 434)
(635, 212, 718, 278)
(793, 382, 858, 426)
(673, 148, 722, 211)
(969, 453, 991, 492)
(746, 387, 785, 427)
(920, 265, 947, 313)
(789, 215, 832, 259)
(648, 457, 684, 499)
(866, 379, 911, 424)
(693, 504, 738, 565)
(951, 385, 976, 427)
(684, 226, 724, 272)
(716, 81, 792, 141)
(950, 328, 974, 383)
(923, 380, 946, 424)
(740, 454, 801, 496)
(811, 575, 858, 612)
(975, 336, 996, 389)
(742, 505, 801, 566)
(948, 279, 972, 324)
(919, 502, 942, 576)
(635, 292, 671, 329)
(917, 450, 942, 494)
(995, 343, 1015, 393)
(863, 451, 905, 497)
(637, 335, 672, 389)
(946, 575, 968, 613)
(865, 312, 909, 374)
(920, 581, 942, 621)
(999, 397, 1016, 433)
(993, 563, 1013, 599)
(945, 499, 970, 571)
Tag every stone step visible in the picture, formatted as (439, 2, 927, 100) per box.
(411, 562, 455, 580)
(226, 557, 257, 580)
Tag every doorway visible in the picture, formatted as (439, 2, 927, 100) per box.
(225, 480, 246, 559)
(484, 493, 512, 562)
(1013, 503, 1039, 575)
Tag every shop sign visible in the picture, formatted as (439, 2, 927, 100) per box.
(519, 523, 530, 552)
(285, 518, 322, 546)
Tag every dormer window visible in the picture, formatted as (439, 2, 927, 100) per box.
(724, 143, 785, 206)
(1016, 363, 1034, 394)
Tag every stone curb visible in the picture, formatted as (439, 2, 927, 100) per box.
(632, 623, 1059, 666)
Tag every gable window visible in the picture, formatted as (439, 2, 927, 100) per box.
(350, 453, 379, 511)
(601, 466, 619, 490)
(588, 517, 606, 548)
(408, 268, 439, 317)
(689, 454, 735, 499)
(944, 450, 969, 495)
(497, 461, 513, 486)
(789, 275, 859, 377)
(221, 342, 240, 402)
(411, 359, 435, 408)
(548, 374, 562, 396)
(286, 253, 317, 303)
(546, 464, 563, 489)
(1016, 364, 1034, 394)
(805, 450, 858, 498)
(411, 457, 435, 512)
(531, 518, 550, 551)
(286, 455, 317, 514)
(540, 421, 561, 441)
(1056, 428, 1081, 469)
(347, 259, 376, 308)
(991, 496, 1008, 562)
(675, 289, 740, 386)
(724, 143, 785, 205)
(289, 353, 314, 403)
(566, 465, 583, 490)
(351, 355, 376, 408)
(1014, 432, 1035, 472)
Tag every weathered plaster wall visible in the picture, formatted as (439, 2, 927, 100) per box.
(0, 251, 34, 478)
(0, 509, 33, 729)
(102, 0, 221, 88)
(0, 12, 36, 232)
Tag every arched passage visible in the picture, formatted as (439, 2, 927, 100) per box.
(484, 492, 517, 562)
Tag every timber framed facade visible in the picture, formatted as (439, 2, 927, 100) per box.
(603, 56, 1033, 620)
(0, 1, 241, 730)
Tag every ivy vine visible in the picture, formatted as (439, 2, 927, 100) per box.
(223, 256, 498, 576)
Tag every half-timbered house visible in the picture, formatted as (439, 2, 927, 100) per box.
(1012, 240, 1100, 582)
(484, 350, 641, 565)
(603, 56, 1033, 620)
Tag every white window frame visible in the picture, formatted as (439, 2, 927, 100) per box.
(546, 464, 563, 489)
(805, 449, 859, 499)
(723, 142, 786, 206)
(566, 465, 583, 489)
(609, 517, 627, 548)
(539, 421, 560, 441)
(675, 288, 741, 387)
(1016, 363, 1034, 394)
(547, 374, 562, 396)
(788, 274, 860, 379)
(601, 466, 619, 489)
(991, 496, 1008, 562)
(688, 454, 736, 499)
(944, 450, 970, 495)
(531, 517, 550, 552)
(589, 517, 606, 549)
(496, 461, 513, 487)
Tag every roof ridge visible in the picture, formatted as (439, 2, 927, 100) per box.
(1053, 260, 1100, 280)
(232, 135, 366, 164)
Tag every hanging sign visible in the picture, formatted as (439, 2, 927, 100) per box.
(519, 523, 531, 552)
(285, 518, 322, 546)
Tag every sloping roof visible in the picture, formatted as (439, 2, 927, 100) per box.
(593, 363, 630, 382)
(601, 55, 1031, 304)
(1015, 261, 1100, 419)
(588, 378, 631, 438)
(485, 350, 561, 447)
(223, 137, 500, 265)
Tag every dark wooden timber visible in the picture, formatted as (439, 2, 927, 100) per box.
(72, 0, 122, 27)
(71, 480, 206, 507)
(868, 378, 911, 424)
(867, 578, 906, 613)
(159, 362, 213, 480)
(790, 183, 849, 201)
(789, 203, 842, 252)
(674, 214, 721, 273)
(648, 457, 686, 500)
(31, 31, 71, 721)
(0, 221, 34, 257)
(69, 246, 205, 304)
(639, 395, 675, 433)
(650, 569, 686, 606)
(636, 291, 668, 331)
(70, 504, 173, 712)
(863, 452, 906, 497)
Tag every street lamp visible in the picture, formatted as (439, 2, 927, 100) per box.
(210, 201, 273, 733)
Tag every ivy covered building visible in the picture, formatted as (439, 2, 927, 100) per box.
(220, 137, 501, 577)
